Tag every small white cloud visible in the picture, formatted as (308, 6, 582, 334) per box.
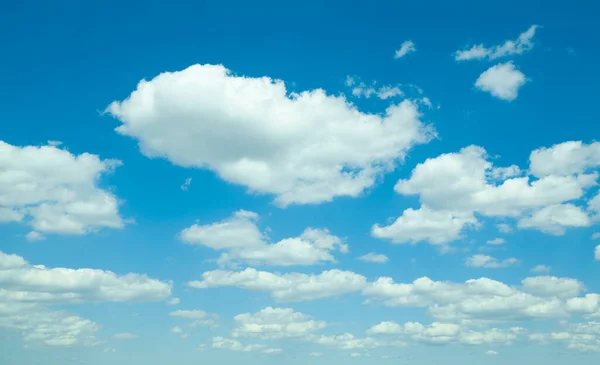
(455, 25, 539, 61)
(486, 238, 505, 245)
(486, 350, 499, 355)
(309, 352, 323, 357)
(496, 223, 513, 233)
(465, 254, 518, 268)
(475, 62, 527, 101)
(350, 352, 362, 357)
(595, 245, 600, 261)
(171, 326, 183, 334)
(358, 253, 389, 264)
(25, 231, 45, 242)
(530, 265, 552, 274)
(113, 333, 137, 340)
(394, 40, 416, 59)
(181, 178, 192, 191)
(167, 297, 180, 305)
(592, 232, 600, 240)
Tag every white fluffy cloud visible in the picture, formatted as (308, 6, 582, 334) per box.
(517, 204, 591, 235)
(475, 62, 527, 101)
(455, 25, 539, 61)
(358, 253, 389, 264)
(529, 141, 600, 178)
(394, 40, 416, 59)
(232, 307, 326, 339)
(0, 251, 172, 304)
(372, 206, 478, 245)
(465, 255, 518, 269)
(0, 141, 124, 235)
(596, 245, 600, 261)
(363, 274, 595, 322)
(188, 268, 366, 302)
(0, 251, 171, 347)
(373, 142, 598, 245)
(105, 64, 434, 206)
(180, 210, 348, 266)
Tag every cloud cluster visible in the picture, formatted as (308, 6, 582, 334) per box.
(0, 141, 124, 237)
(189, 268, 366, 302)
(232, 307, 326, 339)
(180, 210, 348, 266)
(106, 64, 434, 206)
(372, 141, 599, 246)
(0, 251, 172, 346)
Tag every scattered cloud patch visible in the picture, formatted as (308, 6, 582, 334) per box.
(465, 255, 518, 268)
(181, 178, 192, 191)
(358, 253, 389, 264)
(180, 210, 348, 267)
(455, 25, 539, 61)
(394, 40, 416, 59)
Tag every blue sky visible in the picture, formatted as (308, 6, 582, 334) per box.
(1, 0, 600, 364)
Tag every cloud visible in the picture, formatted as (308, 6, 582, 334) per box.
(595, 245, 600, 261)
(394, 40, 416, 59)
(0, 308, 100, 347)
(530, 265, 552, 274)
(362, 275, 596, 322)
(372, 142, 599, 245)
(232, 307, 326, 339)
(486, 238, 505, 245)
(372, 206, 478, 245)
(211, 337, 281, 354)
(167, 297, 180, 305)
(367, 321, 520, 346)
(309, 352, 323, 357)
(455, 25, 539, 61)
(351, 82, 404, 100)
(521, 276, 584, 298)
(105, 64, 435, 207)
(25, 231, 45, 242)
(180, 178, 192, 191)
(188, 268, 366, 302)
(0, 141, 124, 235)
(180, 210, 348, 266)
(475, 62, 527, 101)
(486, 350, 499, 355)
(496, 223, 513, 233)
(170, 309, 219, 329)
(307, 332, 390, 350)
(0, 251, 171, 347)
(465, 255, 518, 269)
(517, 204, 591, 235)
(171, 326, 183, 334)
(529, 141, 600, 178)
(358, 253, 389, 264)
(169, 310, 209, 319)
(113, 333, 137, 340)
(0, 251, 172, 304)
(529, 322, 600, 352)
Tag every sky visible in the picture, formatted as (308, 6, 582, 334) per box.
(1, 0, 600, 364)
